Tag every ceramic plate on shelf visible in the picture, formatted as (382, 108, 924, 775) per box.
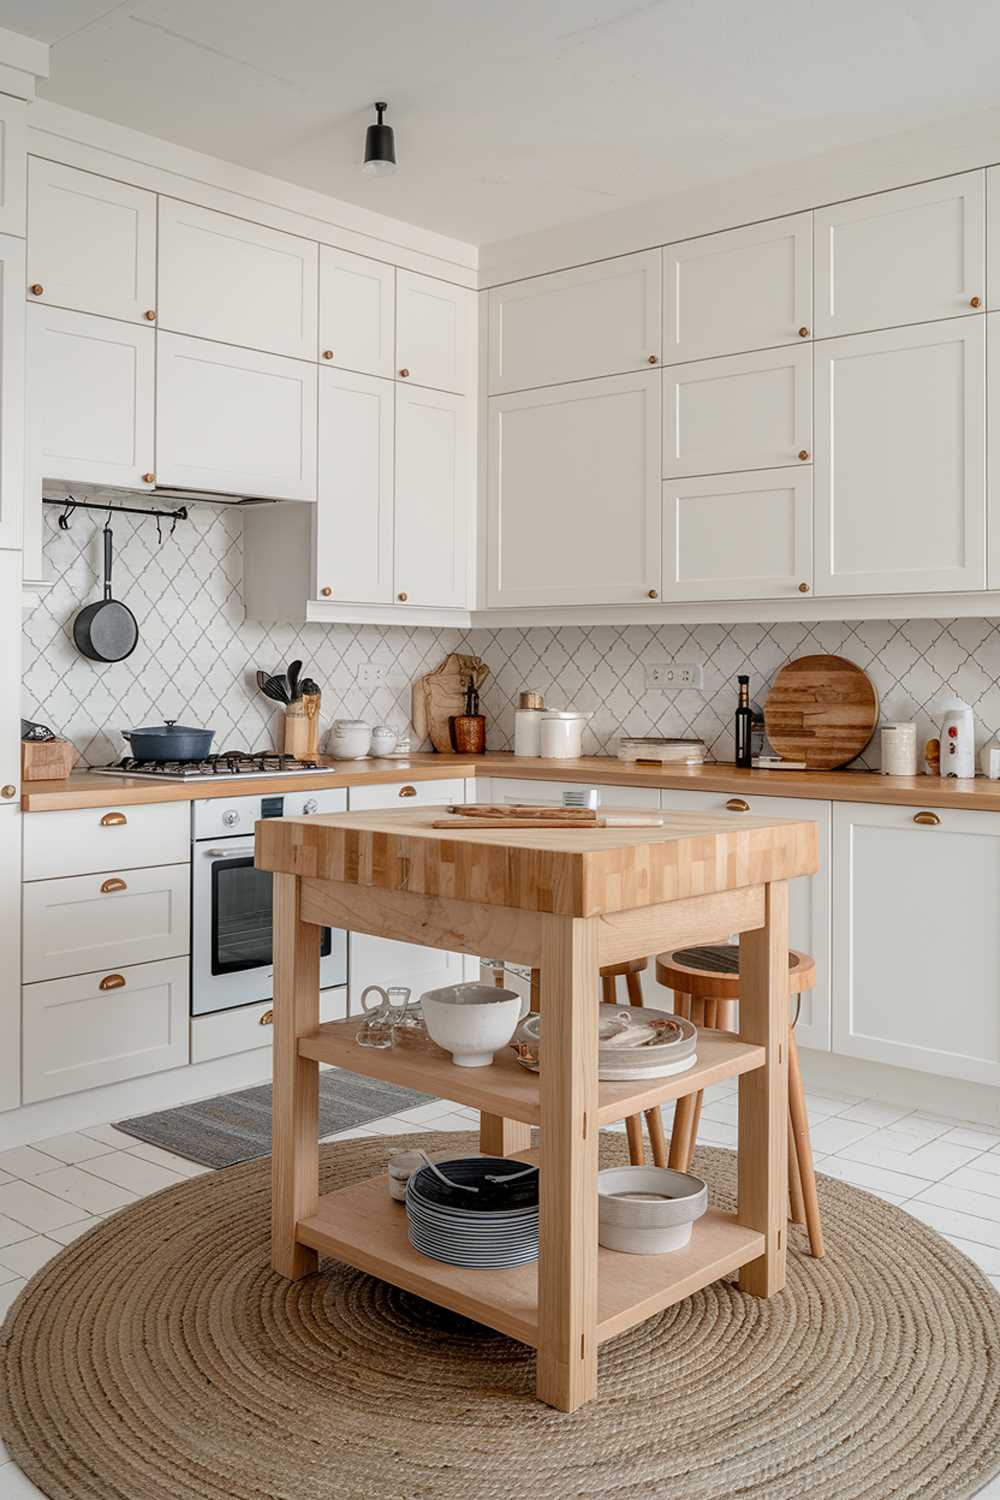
(513, 1004, 698, 1080)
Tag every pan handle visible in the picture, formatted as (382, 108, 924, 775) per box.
(103, 525, 113, 601)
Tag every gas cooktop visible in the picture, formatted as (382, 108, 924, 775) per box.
(93, 753, 329, 781)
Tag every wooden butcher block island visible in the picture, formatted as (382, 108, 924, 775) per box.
(256, 804, 818, 1412)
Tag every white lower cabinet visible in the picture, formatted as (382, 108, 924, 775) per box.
(661, 468, 812, 602)
(347, 779, 467, 1009)
(657, 789, 832, 1052)
(0, 806, 20, 1112)
(22, 863, 190, 983)
(190, 985, 348, 1064)
(484, 778, 660, 811)
(23, 956, 190, 1103)
(23, 800, 190, 881)
(833, 802, 1000, 1085)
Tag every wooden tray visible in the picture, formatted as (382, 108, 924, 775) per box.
(763, 654, 878, 770)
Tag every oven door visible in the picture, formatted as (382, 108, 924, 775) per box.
(192, 837, 346, 1015)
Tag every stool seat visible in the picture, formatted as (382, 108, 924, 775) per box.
(656, 945, 816, 1001)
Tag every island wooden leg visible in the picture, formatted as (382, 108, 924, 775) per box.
(737, 880, 789, 1298)
(272, 872, 322, 1280)
(536, 915, 599, 1412)
(480, 1114, 532, 1156)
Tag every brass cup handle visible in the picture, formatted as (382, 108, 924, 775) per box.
(144, 309, 156, 321)
(99, 974, 126, 991)
(100, 877, 127, 894)
(913, 811, 941, 826)
(1, 785, 15, 799)
(100, 811, 127, 827)
(725, 798, 750, 813)
(259, 1008, 274, 1026)
(399, 785, 417, 797)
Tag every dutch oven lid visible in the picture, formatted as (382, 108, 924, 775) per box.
(128, 721, 211, 736)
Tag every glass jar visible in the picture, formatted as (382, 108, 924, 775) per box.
(356, 985, 395, 1049)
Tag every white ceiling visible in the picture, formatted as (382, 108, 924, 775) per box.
(6, 0, 1000, 246)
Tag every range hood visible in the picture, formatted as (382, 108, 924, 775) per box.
(42, 478, 280, 508)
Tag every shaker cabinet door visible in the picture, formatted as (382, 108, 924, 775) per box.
(158, 198, 318, 360)
(488, 250, 661, 393)
(27, 304, 155, 492)
(815, 317, 985, 595)
(833, 802, 1000, 1085)
(662, 213, 812, 363)
(815, 171, 985, 337)
(318, 246, 395, 378)
(315, 367, 395, 604)
(487, 372, 661, 607)
(26, 158, 156, 323)
(394, 384, 470, 608)
(156, 332, 318, 501)
(396, 270, 472, 393)
(662, 344, 812, 478)
(661, 468, 812, 602)
(0, 232, 25, 549)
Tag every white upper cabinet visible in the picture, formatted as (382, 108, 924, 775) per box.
(0, 97, 26, 238)
(318, 246, 394, 378)
(662, 345, 812, 478)
(815, 171, 985, 338)
(0, 233, 25, 549)
(487, 250, 662, 393)
(315, 368, 395, 603)
(487, 372, 660, 608)
(396, 270, 471, 393)
(28, 304, 155, 492)
(663, 212, 812, 364)
(158, 199, 318, 360)
(815, 317, 985, 596)
(26, 159, 156, 323)
(987, 316, 1000, 588)
(156, 333, 317, 501)
(661, 468, 812, 603)
(394, 384, 470, 608)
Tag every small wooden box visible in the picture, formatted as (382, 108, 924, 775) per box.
(21, 738, 76, 782)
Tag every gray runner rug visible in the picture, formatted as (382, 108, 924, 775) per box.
(114, 1070, 434, 1168)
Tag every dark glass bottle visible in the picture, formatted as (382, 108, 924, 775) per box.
(735, 674, 752, 768)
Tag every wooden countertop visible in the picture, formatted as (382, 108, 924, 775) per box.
(20, 750, 1000, 813)
(255, 803, 819, 917)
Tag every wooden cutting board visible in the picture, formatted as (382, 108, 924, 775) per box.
(764, 654, 879, 770)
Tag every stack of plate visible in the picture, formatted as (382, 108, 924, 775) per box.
(405, 1156, 539, 1268)
(513, 1004, 698, 1081)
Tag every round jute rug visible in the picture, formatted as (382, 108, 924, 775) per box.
(2, 1131, 999, 1500)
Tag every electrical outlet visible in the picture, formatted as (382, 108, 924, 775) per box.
(645, 661, 705, 691)
(357, 663, 390, 688)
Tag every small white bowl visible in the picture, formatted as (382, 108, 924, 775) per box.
(421, 982, 523, 1068)
(597, 1166, 708, 1254)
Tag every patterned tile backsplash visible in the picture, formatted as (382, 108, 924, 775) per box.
(22, 502, 1000, 770)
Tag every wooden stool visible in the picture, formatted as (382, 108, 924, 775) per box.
(524, 957, 667, 1168)
(655, 944, 825, 1259)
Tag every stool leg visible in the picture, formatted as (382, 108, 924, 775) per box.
(623, 969, 668, 1167)
(705, 998, 718, 1029)
(530, 968, 540, 1013)
(788, 1116, 806, 1224)
(625, 1113, 645, 1166)
(601, 974, 616, 1006)
(682, 997, 708, 1171)
(620, 969, 647, 1165)
(788, 1028, 825, 1259)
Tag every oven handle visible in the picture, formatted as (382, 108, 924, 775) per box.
(202, 844, 256, 858)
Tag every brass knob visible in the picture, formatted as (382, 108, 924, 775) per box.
(320, 586, 332, 597)
(144, 309, 156, 321)
(913, 810, 941, 826)
(399, 368, 410, 378)
(798, 326, 810, 338)
(399, 785, 417, 797)
(647, 354, 658, 364)
(99, 974, 126, 991)
(259, 1008, 274, 1026)
(647, 589, 658, 599)
(798, 581, 810, 593)
(322, 350, 334, 360)
(29, 283, 43, 296)
(142, 472, 155, 484)
(1, 784, 15, 799)
(398, 591, 408, 602)
(100, 877, 127, 894)
(798, 450, 810, 461)
(970, 296, 982, 308)
(725, 798, 750, 813)
(100, 811, 127, 827)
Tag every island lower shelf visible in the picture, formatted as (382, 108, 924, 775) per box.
(299, 1018, 764, 1127)
(298, 1171, 764, 1348)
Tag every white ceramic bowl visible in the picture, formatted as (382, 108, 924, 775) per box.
(597, 1166, 708, 1254)
(327, 720, 371, 759)
(421, 983, 523, 1068)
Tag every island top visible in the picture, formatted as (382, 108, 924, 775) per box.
(255, 803, 818, 917)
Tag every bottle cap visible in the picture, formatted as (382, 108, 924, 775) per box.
(738, 674, 749, 685)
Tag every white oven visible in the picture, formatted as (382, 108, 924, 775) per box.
(191, 788, 348, 1015)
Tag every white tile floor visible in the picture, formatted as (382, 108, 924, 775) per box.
(2, 1082, 1000, 1498)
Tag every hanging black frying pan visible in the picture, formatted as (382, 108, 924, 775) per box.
(72, 523, 138, 662)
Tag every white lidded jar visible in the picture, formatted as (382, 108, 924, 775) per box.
(513, 709, 544, 757)
(539, 710, 591, 760)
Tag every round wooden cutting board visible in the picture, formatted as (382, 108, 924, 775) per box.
(763, 654, 879, 770)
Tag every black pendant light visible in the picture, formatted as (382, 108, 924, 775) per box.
(363, 101, 397, 177)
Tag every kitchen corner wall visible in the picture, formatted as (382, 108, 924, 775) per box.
(22, 504, 1000, 769)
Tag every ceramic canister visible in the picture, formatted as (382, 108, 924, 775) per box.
(880, 722, 918, 776)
